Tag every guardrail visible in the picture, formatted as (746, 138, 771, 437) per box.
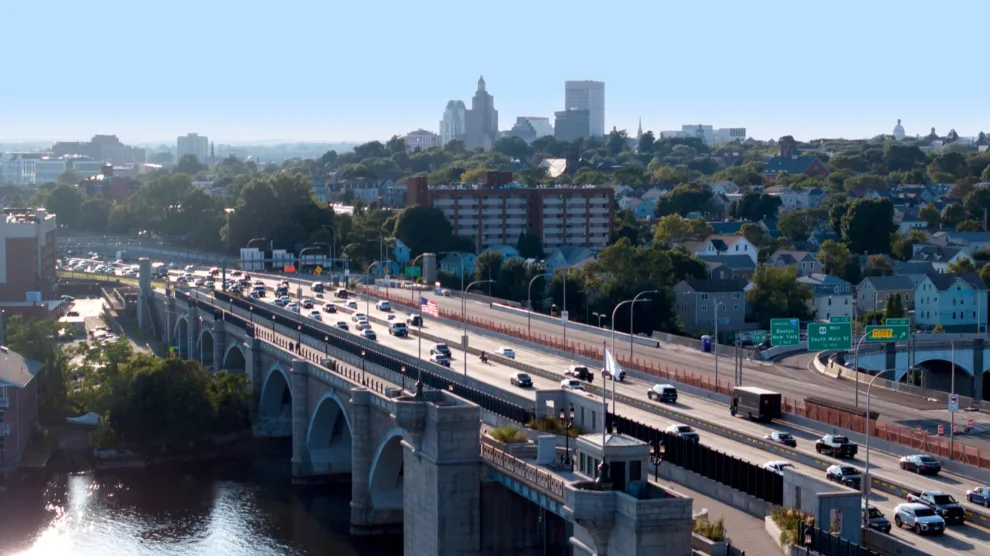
(480, 443, 566, 503)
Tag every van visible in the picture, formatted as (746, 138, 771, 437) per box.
(388, 322, 408, 337)
(312, 282, 324, 293)
(647, 384, 678, 403)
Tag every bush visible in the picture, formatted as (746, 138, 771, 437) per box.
(527, 416, 582, 438)
(770, 506, 814, 547)
(490, 425, 527, 443)
(693, 517, 726, 542)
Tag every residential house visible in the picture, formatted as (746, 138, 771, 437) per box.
(914, 272, 988, 332)
(0, 348, 43, 472)
(894, 207, 928, 235)
(765, 249, 822, 277)
(610, 185, 635, 198)
(640, 187, 667, 206)
(709, 221, 745, 235)
(619, 197, 654, 220)
(482, 244, 520, 261)
(674, 279, 748, 334)
(544, 246, 596, 272)
(699, 255, 756, 280)
(704, 193, 732, 218)
(392, 238, 411, 266)
(856, 276, 918, 313)
(685, 234, 758, 264)
(439, 252, 477, 277)
(848, 189, 884, 200)
(798, 273, 853, 321)
(910, 244, 972, 274)
(761, 138, 829, 183)
(930, 231, 990, 252)
(761, 186, 826, 213)
(705, 181, 739, 195)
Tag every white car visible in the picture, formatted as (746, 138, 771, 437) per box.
(376, 300, 391, 311)
(665, 424, 700, 442)
(894, 503, 945, 535)
(352, 312, 367, 322)
(763, 461, 794, 476)
(286, 303, 300, 313)
(185, 265, 195, 272)
(356, 321, 371, 331)
(560, 379, 585, 391)
(309, 311, 322, 320)
(274, 297, 290, 307)
(346, 301, 358, 309)
(495, 347, 515, 359)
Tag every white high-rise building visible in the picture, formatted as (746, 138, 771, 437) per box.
(177, 133, 209, 162)
(565, 80, 605, 137)
(440, 100, 467, 145)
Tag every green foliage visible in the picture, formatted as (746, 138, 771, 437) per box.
(693, 517, 727, 542)
(652, 215, 713, 246)
(730, 192, 781, 221)
(747, 266, 814, 327)
(770, 506, 814, 548)
(654, 183, 712, 217)
(919, 202, 941, 227)
(489, 425, 528, 443)
(778, 209, 826, 242)
(817, 239, 850, 275)
(393, 205, 463, 257)
(840, 199, 896, 254)
(515, 232, 544, 259)
(884, 293, 906, 320)
(5, 316, 72, 418)
(527, 416, 582, 438)
(948, 257, 977, 274)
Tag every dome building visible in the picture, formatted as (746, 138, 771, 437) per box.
(893, 119, 906, 141)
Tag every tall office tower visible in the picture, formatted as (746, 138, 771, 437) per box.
(440, 100, 467, 145)
(564, 80, 605, 137)
(464, 76, 499, 151)
(177, 133, 209, 162)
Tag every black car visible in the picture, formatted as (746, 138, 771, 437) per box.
(407, 315, 422, 327)
(510, 373, 533, 387)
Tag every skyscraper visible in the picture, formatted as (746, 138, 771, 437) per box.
(177, 133, 209, 162)
(564, 80, 605, 137)
(440, 100, 467, 145)
(464, 76, 498, 151)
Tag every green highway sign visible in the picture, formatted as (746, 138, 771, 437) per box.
(770, 318, 801, 347)
(405, 266, 421, 277)
(830, 316, 851, 323)
(864, 325, 910, 343)
(808, 322, 853, 351)
(885, 318, 910, 326)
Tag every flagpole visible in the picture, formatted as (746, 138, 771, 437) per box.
(602, 340, 608, 447)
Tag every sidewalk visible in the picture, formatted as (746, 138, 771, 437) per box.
(653, 475, 781, 556)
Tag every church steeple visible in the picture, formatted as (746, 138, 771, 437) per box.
(477, 75, 486, 92)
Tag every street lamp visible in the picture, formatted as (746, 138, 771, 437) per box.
(862, 368, 896, 531)
(527, 273, 549, 334)
(366, 260, 385, 315)
(324, 335, 329, 357)
(401, 365, 407, 392)
(271, 314, 276, 332)
(298, 246, 324, 298)
(463, 279, 495, 377)
(408, 253, 428, 301)
(713, 302, 726, 390)
(361, 350, 367, 385)
(592, 312, 608, 328)
(630, 290, 659, 361)
(650, 440, 664, 481)
(610, 298, 651, 415)
(559, 405, 575, 466)
(297, 325, 302, 351)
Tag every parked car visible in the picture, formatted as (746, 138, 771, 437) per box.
(647, 384, 678, 403)
(510, 372, 533, 388)
(906, 490, 965, 525)
(665, 424, 700, 442)
(763, 461, 794, 476)
(815, 435, 858, 458)
(495, 347, 515, 359)
(863, 503, 892, 534)
(825, 465, 862, 489)
(560, 379, 585, 391)
(893, 503, 945, 535)
(899, 454, 942, 475)
(966, 486, 990, 507)
(764, 431, 797, 448)
(323, 303, 337, 313)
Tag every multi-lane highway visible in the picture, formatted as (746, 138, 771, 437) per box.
(176, 268, 990, 554)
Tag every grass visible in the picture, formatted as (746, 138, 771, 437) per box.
(770, 506, 814, 547)
(489, 425, 528, 444)
(527, 416, 583, 438)
(58, 270, 167, 288)
(693, 517, 727, 542)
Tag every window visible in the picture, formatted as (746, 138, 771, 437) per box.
(701, 305, 708, 312)
(733, 293, 741, 299)
(700, 294, 709, 300)
(733, 304, 740, 311)
(0, 409, 4, 423)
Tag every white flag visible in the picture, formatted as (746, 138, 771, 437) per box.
(605, 348, 622, 377)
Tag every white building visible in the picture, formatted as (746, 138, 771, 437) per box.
(69, 159, 106, 178)
(518, 117, 554, 139)
(0, 156, 67, 186)
(177, 133, 209, 162)
(404, 129, 442, 152)
(440, 100, 467, 145)
(660, 125, 747, 147)
(714, 128, 747, 146)
(565, 80, 605, 137)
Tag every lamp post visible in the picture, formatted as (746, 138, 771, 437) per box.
(592, 312, 608, 328)
(297, 325, 302, 352)
(713, 302, 725, 391)
(199, 317, 204, 366)
(650, 440, 664, 481)
(610, 297, 650, 415)
(630, 290, 659, 361)
(324, 335, 329, 358)
(527, 273, 549, 334)
(401, 365, 407, 393)
(246, 237, 268, 272)
(462, 279, 494, 377)
(361, 350, 367, 386)
(408, 253, 427, 301)
(950, 341, 956, 455)
(271, 315, 276, 332)
(298, 246, 323, 298)
(366, 260, 385, 315)
(559, 405, 575, 466)
(862, 368, 896, 531)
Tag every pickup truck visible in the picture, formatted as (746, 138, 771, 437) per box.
(815, 434, 858, 459)
(906, 490, 966, 525)
(565, 365, 593, 382)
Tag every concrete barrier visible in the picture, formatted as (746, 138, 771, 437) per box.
(862, 528, 928, 556)
(658, 462, 769, 519)
(488, 302, 660, 348)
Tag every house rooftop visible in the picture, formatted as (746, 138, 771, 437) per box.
(682, 278, 748, 293)
(0, 346, 44, 388)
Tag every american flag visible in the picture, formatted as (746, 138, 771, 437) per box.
(420, 297, 439, 317)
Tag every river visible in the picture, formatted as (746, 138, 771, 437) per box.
(0, 446, 401, 556)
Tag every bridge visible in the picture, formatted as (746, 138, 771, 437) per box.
(156, 287, 697, 556)
(849, 338, 989, 399)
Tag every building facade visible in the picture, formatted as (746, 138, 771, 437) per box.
(673, 279, 748, 334)
(0, 348, 42, 472)
(52, 135, 145, 165)
(554, 109, 591, 142)
(464, 77, 498, 151)
(440, 100, 467, 145)
(0, 208, 58, 303)
(406, 176, 614, 254)
(564, 80, 605, 137)
(505, 117, 554, 143)
(404, 129, 442, 152)
(914, 273, 988, 332)
(177, 133, 209, 162)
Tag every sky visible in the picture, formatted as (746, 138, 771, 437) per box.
(4, 0, 989, 145)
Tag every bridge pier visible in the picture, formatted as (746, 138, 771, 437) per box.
(973, 339, 984, 402)
(187, 312, 200, 362)
(350, 389, 377, 533)
(212, 321, 226, 371)
(165, 296, 176, 348)
(248, 337, 263, 418)
(290, 359, 312, 481)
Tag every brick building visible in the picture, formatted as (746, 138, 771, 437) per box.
(0, 347, 43, 472)
(407, 174, 614, 254)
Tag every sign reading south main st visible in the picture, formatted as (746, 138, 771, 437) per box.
(808, 322, 852, 351)
(864, 325, 910, 343)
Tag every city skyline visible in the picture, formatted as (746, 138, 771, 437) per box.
(5, 0, 989, 144)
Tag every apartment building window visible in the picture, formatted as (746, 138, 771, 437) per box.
(701, 305, 707, 312)
(733, 293, 740, 299)
(733, 304, 740, 311)
(0, 386, 6, 405)
(0, 409, 5, 422)
(700, 293, 709, 301)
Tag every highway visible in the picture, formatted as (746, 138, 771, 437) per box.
(172, 268, 990, 555)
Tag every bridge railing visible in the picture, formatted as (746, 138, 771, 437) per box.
(480, 443, 566, 503)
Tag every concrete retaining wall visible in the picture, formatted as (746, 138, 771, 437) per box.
(488, 302, 660, 348)
(862, 528, 928, 556)
(658, 462, 769, 518)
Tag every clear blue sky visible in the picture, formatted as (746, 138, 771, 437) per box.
(6, 0, 988, 145)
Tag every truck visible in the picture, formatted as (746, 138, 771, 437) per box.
(565, 365, 593, 382)
(815, 434, 859, 458)
(116, 250, 130, 263)
(906, 490, 966, 525)
(730, 386, 782, 422)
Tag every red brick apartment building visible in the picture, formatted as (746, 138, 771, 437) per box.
(407, 173, 614, 254)
(0, 208, 60, 327)
(0, 347, 42, 472)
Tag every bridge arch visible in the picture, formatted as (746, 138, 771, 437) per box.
(915, 358, 975, 397)
(259, 364, 291, 420)
(306, 391, 353, 475)
(199, 329, 215, 366)
(222, 343, 247, 373)
(368, 427, 404, 510)
(175, 316, 189, 357)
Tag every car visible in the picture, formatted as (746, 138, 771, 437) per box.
(900, 454, 942, 475)
(388, 322, 408, 336)
(815, 434, 858, 458)
(376, 300, 391, 311)
(560, 379, 585, 391)
(430, 353, 451, 367)
(335, 288, 348, 299)
(209, 267, 220, 275)
(231, 270, 242, 277)
(907, 490, 965, 524)
(967, 486, 990, 507)
(510, 372, 533, 388)
(825, 465, 862, 489)
(431, 343, 452, 357)
(356, 321, 371, 331)
(665, 424, 700, 442)
(274, 297, 290, 307)
(322, 303, 337, 313)
(495, 347, 515, 359)
(346, 301, 358, 309)
(279, 280, 289, 287)
(362, 328, 377, 340)
(194, 278, 206, 287)
(185, 265, 195, 272)
(647, 384, 678, 403)
(763, 461, 794, 476)
(61, 295, 75, 302)
(352, 312, 367, 322)
(301, 299, 314, 309)
(863, 503, 892, 534)
(407, 315, 422, 327)
(893, 503, 945, 535)
(286, 303, 300, 313)
(764, 431, 797, 448)
(565, 365, 593, 382)
(254, 280, 265, 286)
(309, 311, 322, 320)
(249, 291, 261, 299)
(314, 292, 324, 299)
(335, 321, 349, 330)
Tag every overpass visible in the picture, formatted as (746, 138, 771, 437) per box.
(849, 339, 990, 400)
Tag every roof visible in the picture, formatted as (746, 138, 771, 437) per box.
(892, 261, 937, 276)
(762, 156, 819, 175)
(923, 272, 987, 291)
(942, 231, 990, 245)
(698, 254, 756, 270)
(860, 275, 917, 291)
(681, 278, 748, 293)
(768, 249, 815, 264)
(439, 252, 474, 266)
(912, 245, 963, 263)
(539, 158, 568, 178)
(549, 246, 595, 266)
(579, 432, 643, 448)
(709, 221, 745, 235)
(0, 346, 44, 388)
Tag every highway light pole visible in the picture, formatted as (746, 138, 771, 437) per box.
(408, 253, 427, 302)
(630, 290, 659, 362)
(863, 368, 895, 531)
(950, 341, 956, 455)
(463, 279, 494, 377)
(298, 246, 323, 299)
(527, 273, 549, 334)
(852, 332, 868, 409)
(611, 298, 650, 415)
(713, 303, 725, 391)
(366, 261, 385, 316)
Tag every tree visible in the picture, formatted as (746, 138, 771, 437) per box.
(884, 293, 906, 320)
(731, 193, 781, 221)
(5, 316, 70, 417)
(78, 197, 111, 232)
(637, 131, 655, 154)
(964, 188, 990, 221)
(56, 170, 82, 186)
(840, 198, 896, 254)
(956, 219, 984, 232)
(174, 154, 207, 175)
(947, 257, 976, 274)
(844, 174, 887, 192)
(515, 232, 543, 259)
(739, 223, 768, 247)
(865, 255, 892, 276)
(652, 215, 713, 246)
(44, 183, 85, 229)
(829, 202, 849, 235)
(393, 205, 461, 257)
(919, 202, 941, 228)
(654, 183, 712, 217)
(817, 240, 850, 275)
(979, 264, 990, 288)
(747, 266, 814, 327)
(778, 209, 825, 242)
(942, 203, 966, 228)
